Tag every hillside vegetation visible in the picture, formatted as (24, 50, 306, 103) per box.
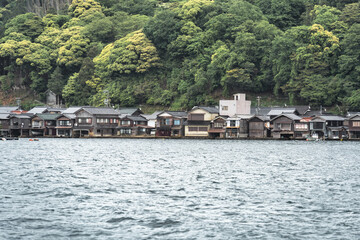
(0, 0, 359, 111)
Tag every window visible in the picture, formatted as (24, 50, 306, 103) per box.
(78, 118, 92, 124)
(295, 123, 308, 130)
(230, 120, 236, 127)
(313, 122, 323, 129)
(353, 121, 360, 127)
(222, 106, 228, 111)
(276, 123, 291, 130)
(174, 119, 180, 125)
(165, 118, 171, 125)
(199, 127, 208, 131)
(33, 121, 42, 127)
(121, 120, 130, 125)
(59, 120, 70, 126)
(189, 114, 204, 121)
(214, 122, 224, 128)
(189, 127, 198, 131)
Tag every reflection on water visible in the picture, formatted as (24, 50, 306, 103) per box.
(1, 139, 359, 239)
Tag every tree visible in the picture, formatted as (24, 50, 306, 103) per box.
(93, 30, 160, 79)
(4, 13, 44, 41)
(143, 9, 182, 54)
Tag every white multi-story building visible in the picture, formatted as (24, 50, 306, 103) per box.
(219, 93, 251, 116)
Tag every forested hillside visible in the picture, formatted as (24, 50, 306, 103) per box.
(0, 0, 359, 111)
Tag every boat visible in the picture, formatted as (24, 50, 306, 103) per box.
(306, 133, 321, 141)
(2, 137, 19, 140)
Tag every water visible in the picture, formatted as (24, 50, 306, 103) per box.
(0, 139, 359, 239)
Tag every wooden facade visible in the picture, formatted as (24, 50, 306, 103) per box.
(156, 111, 187, 137)
(348, 115, 360, 139)
(248, 116, 269, 138)
(271, 114, 302, 139)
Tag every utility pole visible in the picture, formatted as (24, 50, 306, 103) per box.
(256, 96, 261, 115)
(16, 98, 21, 109)
(103, 90, 109, 107)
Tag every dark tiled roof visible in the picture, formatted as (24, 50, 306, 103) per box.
(312, 115, 345, 122)
(141, 111, 162, 120)
(165, 111, 188, 118)
(9, 114, 31, 119)
(117, 108, 143, 115)
(83, 107, 118, 115)
(250, 107, 272, 116)
(36, 113, 61, 121)
(271, 114, 302, 121)
(127, 116, 147, 122)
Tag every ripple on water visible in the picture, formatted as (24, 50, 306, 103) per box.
(0, 139, 359, 239)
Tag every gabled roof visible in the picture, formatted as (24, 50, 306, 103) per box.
(0, 113, 10, 119)
(250, 107, 272, 116)
(268, 108, 298, 116)
(126, 116, 147, 122)
(349, 114, 360, 120)
(347, 112, 360, 118)
(191, 106, 219, 114)
(27, 107, 48, 114)
(83, 107, 118, 115)
(159, 111, 188, 118)
(228, 114, 254, 120)
(63, 113, 77, 119)
(311, 115, 345, 122)
(249, 115, 270, 121)
(271, 114, 302, 121)
(9, 114, 31, 119)
(62, 107, 82, 114)
(141, 111, 162, 120)
(47, 108, 66, 113)
(117, 108, 143, 116)
(36, 113, 61, 121)
(0, 106, 20, 113)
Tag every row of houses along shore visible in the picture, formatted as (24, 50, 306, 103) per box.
(1, 93, 360, 140)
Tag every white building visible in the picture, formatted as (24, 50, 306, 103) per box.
(219, 93, 251, 116)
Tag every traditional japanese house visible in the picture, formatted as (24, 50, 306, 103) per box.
(142, 111, 162, 135)
(118, 115, 152, 136)
(225, 114, 253, 138)
(271, 114, 302, 139)
(56, 115, 73, 137)
(9, 114, 32, 137)
(248, 116, 270, 138)
(156, 111, 188, 137)
(117, 108, 144, 118)
(184, 107, 219, 137)
(293, 117, 311, 139)
(31, 113, 61, 136)
(0, 113, 10, 137)
(27, 106, 49, 115)
(208, 116, 227, 138)
(348, 114, 360, 139)
(0, 106, 19, 114)
(267, 108, 300, 120)
(81, 107, 119, 137)
(310, 115, 346, 139)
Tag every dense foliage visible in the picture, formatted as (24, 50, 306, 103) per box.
(0, 0, 359, 110)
